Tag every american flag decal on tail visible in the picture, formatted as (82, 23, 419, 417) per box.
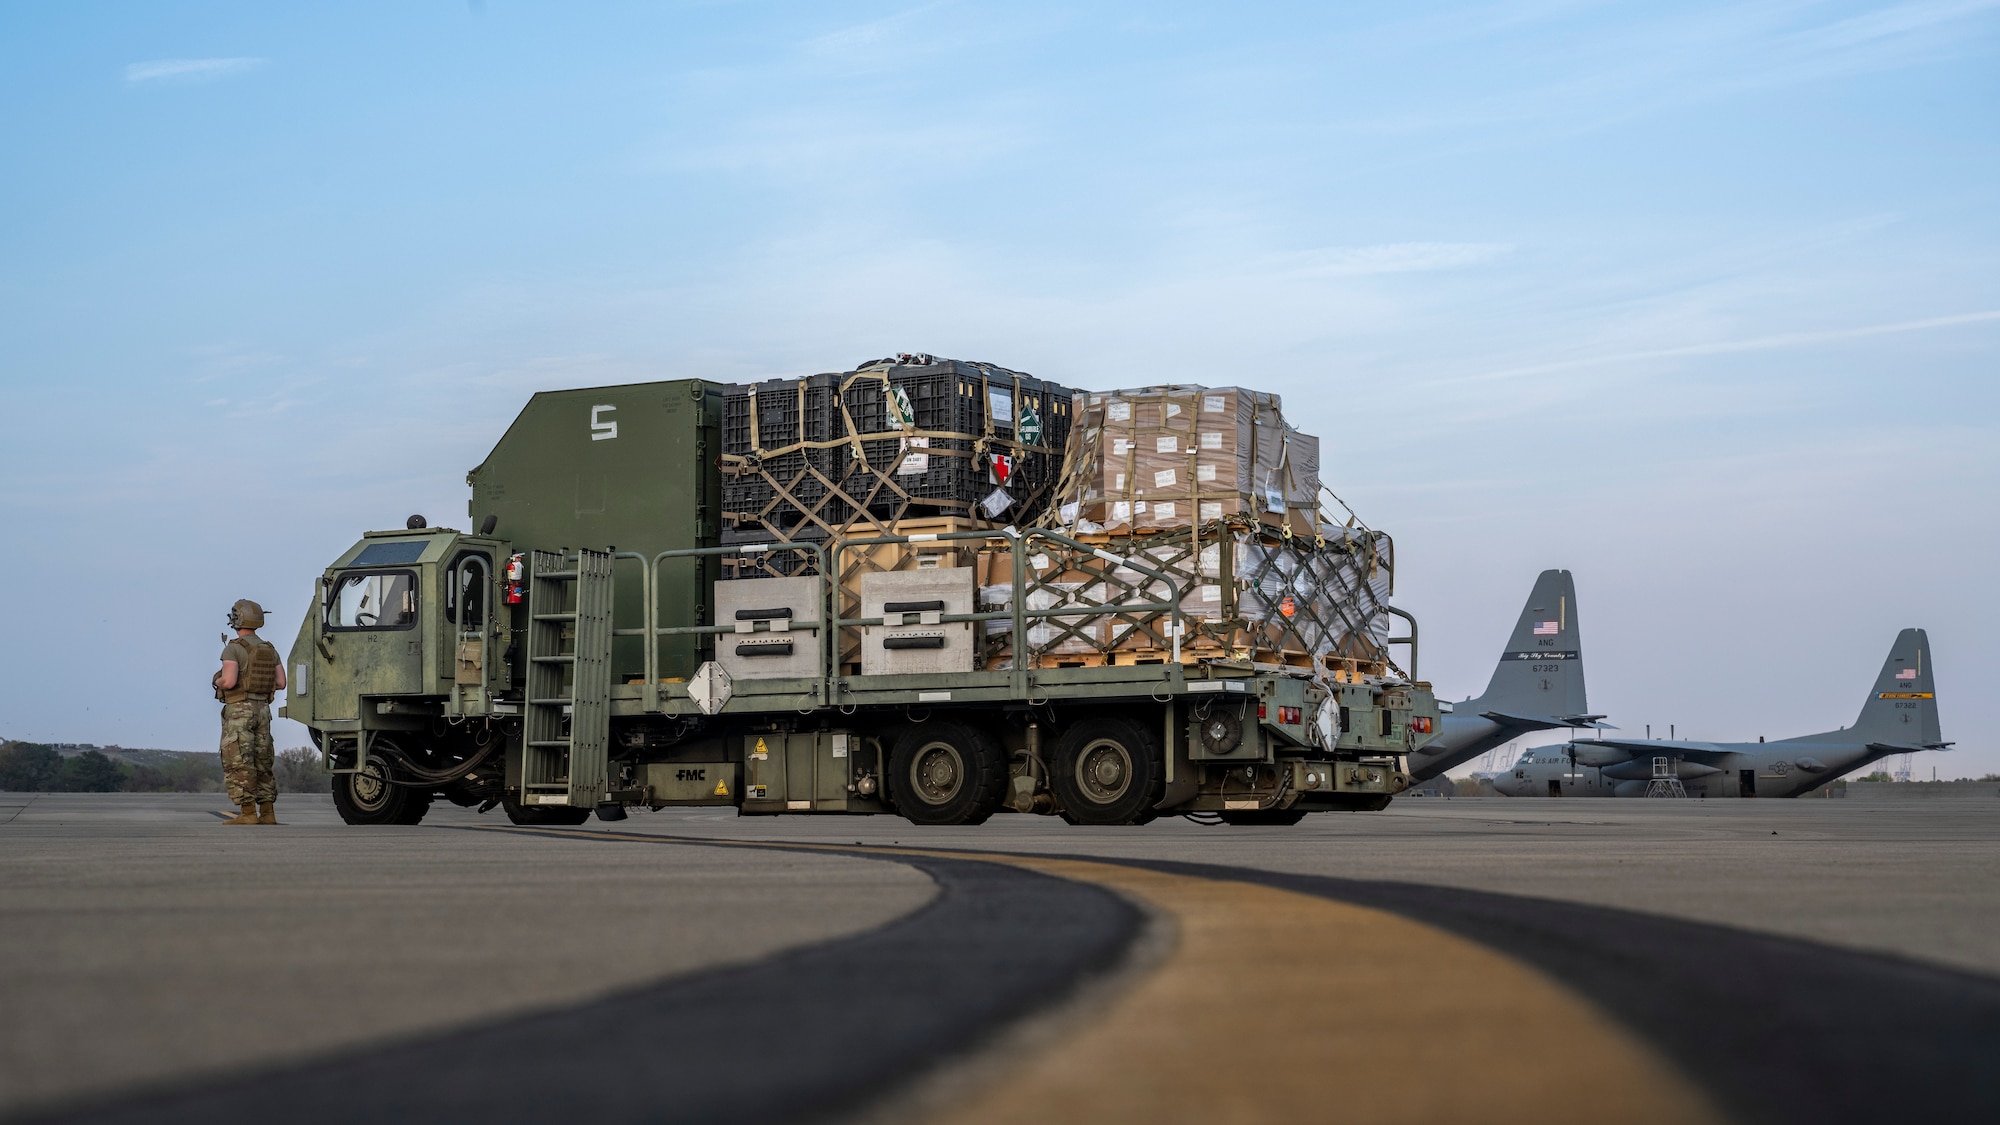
(1896, 668, 1918, 680)
(1533, 621, 1559, 635)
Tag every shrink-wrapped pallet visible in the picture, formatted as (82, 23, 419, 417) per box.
(976, 524, 1393, 671)
(1043, 386, 1320, 535)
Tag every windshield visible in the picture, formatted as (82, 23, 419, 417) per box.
(327, 570, 418, 630)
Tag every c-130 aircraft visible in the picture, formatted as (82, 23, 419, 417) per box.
(1492, 628, 1948, 797)
(1407, 569, 1606, 783)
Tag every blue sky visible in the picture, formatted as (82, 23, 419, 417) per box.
(2, 1, 1995, 777)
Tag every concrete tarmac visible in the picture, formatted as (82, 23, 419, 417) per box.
(0, 793, 935, 1118)
(648, 793, 2000, 976)
(3, 792, 1996, 1124)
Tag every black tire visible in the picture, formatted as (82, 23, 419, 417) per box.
(501, 792, 592, 826)
(330, 742, 434, 826)
(1321, 793, 1394, 812)
(1051, 716, 1163, 826)
(888, 720, 1007, 826)
(1221, 807, 1308, 826)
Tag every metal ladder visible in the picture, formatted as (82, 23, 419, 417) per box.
(522, 548, 615, 809)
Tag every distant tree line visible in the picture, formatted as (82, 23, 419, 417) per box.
(0, 741, 328, 794)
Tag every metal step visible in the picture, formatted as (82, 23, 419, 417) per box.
(521, 547, 615, 812)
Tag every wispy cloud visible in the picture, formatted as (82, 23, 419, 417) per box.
(124, 57, 265, 85)
(1277, 242, 1514, 278)
(1458, 309, 2000, 384)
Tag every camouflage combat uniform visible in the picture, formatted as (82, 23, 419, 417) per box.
(218, 635, 280, 805)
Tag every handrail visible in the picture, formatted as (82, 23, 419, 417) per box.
(827, 526, 1186, 705)
(628, 542, 828, 712)
(1382, 605, 1418, 682)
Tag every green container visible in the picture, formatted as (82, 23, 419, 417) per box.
(467, 379, 723, 681)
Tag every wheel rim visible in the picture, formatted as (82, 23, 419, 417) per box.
(909, 741, 965, 805)
(1074, 737, 1133, 804)
(349, 758, 392, 812)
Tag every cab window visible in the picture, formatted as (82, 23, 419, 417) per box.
(327, 570, 418, 630)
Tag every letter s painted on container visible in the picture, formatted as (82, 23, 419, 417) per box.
(590, 404, 618, 441)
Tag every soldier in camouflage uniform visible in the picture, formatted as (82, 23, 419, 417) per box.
(214, 599, 285, 825)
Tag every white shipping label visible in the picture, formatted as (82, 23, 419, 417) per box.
(1113, 473, 1126, 491)
(1200, 501, 1224, 519)
(1265, 487, 1284, 513)
(1058, 502, 1079, 523)
(1134, 501, 1147, 513)
(1200, 584, 1222, 602)
(1108, 401, 1132, 421)
(1201, 431, 1223, 449)
(1203, 395, 1226, 413)
(1154, 502, 1176, 520)
(1112, 501, 1132, 521)
(988, 386, 1014, 424)
(897, 436, 930, 476)
(1164, 403, 1182, 418)
(1197, 463, 1218, 482)
(1156, 435, 1178, 453)
(832, 733, 850, 758)
(1153, 468, 1177, 487)
(1112, 438, 1133, 455)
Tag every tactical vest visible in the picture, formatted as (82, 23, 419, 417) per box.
(223, 637, 281, 703)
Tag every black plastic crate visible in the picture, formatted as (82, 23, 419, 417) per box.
(725, 359, 1075, 529)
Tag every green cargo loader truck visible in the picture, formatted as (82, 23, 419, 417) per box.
(282, 379, 1439, 827)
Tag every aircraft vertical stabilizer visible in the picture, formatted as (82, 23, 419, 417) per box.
(1839, 628, 1943, 747)
(1471, 569, 1588, 723)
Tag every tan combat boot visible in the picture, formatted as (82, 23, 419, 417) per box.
(221, 803, 258, 825)
(257, 801, 279, 825)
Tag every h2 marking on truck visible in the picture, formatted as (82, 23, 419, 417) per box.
(590, 404, 618, 441)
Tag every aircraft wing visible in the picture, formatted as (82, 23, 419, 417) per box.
(1571, 737, 1739, 764)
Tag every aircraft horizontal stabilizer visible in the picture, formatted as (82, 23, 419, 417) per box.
(1866, 741, 1955, 754)
(1480, 711, 1610, 732)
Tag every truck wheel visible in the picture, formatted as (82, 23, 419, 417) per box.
(1051, 717, 1162, 826)
(501, 793, 592, 826)
(889, 721, 1007, 826)
(330, 744, 434, 826)
(1221, 808, 1308, 826)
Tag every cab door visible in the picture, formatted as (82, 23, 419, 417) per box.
(313, 568, 426, 716)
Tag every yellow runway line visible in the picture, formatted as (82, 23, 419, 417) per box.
(934, 856, 1721, 1125)
(476, 829, 1719, 1123)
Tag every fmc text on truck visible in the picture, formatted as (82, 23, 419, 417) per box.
(282, 373, 1440, 828)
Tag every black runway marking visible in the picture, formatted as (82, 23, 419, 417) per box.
(1083, 854, 2000, 1125)
(39, 842, 1141, 1125)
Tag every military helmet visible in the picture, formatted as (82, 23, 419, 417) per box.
(228, 599, 266, 630)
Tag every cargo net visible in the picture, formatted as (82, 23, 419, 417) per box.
(720, 358, 1072, 544)
(981, 521, 1394, 674)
